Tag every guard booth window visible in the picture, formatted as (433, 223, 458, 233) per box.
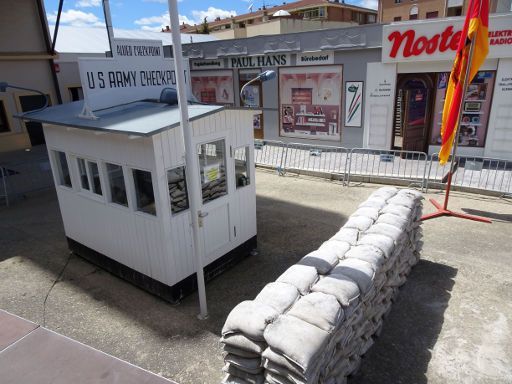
(132, 169, 156, 216)
(77, 157, 103, 196)
(53, 151, 72, 188)
(198, 139, 227, 203)
(167, 166, 189, 215)
(106, 163, 128, 207)
(234, 146, 250, 188)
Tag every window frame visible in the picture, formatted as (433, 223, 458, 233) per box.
(131, 167, 158, 217)
(0, 98, 11, 134)
(67, 85, 84, 102)
(197, 138, 229, 204)
(51, 149, 73, 189)
(233, 145, 251, 189)
(74, 156, 104, 199)
(104, 161, 130, 209)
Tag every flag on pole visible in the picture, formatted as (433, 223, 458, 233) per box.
(438, 0, 489, 165)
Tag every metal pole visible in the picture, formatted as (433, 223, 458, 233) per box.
(167, 0, 208, 319)
(443, 0, 479, 210)
(102, 0, 115, 55)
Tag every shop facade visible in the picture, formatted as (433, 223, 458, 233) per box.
(182, 24, 383, 148)
(363, 13, 512, 160)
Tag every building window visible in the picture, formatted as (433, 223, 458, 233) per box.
(409, 5, 419, 19)
(77, 158, 90, 190)
(167, 166, 189, 215)
(234, 146, 250, 189)
(0, 101, 10, 133)
(77, 157, 102, 196)
(367, 14, 376, 23)
(68, 87, 84, 102)
(394, 16, 402, 21)
(106, 163, 128, 207)
(88, 161, 102, 195)
(198, 139, 227, 204)
(426, 11, 438, 18)
(132, 169, 156, 216)
(54, 151, 72, 188)
(409, 14, 418, 20)
(447, 6, 462, 16)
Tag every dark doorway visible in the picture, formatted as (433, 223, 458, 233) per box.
(19, 94, 50, 146)
(393, 74, 434, 152)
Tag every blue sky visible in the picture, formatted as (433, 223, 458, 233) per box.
(44, 0, 377, 31)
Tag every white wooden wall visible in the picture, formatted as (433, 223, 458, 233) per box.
(45, 108, 257, 289)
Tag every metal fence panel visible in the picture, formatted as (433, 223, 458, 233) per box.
(427, 153, 512, 195)
(254, 140, 288, 172)
(346, 148, 428, 190)
(281, 143, 349, 176)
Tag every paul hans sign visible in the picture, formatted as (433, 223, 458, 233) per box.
(78, 38, 191, 112)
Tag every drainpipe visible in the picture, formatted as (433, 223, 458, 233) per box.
(36, 0, 62, 104)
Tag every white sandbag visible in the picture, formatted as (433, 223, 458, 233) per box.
(357, 233, 395, 258)
(262, 347, 306, 379)
(387, 194, 418, 210)
(264, 360, 320, 384)
(264, 371, 299, 384)
(365, 222, 406, 244)
(264, 315, 330, 374)
(223, 364, 264, 384)
(358, 197, 387, 210)
(222, 301, 279, 341)
(276, 265, 319, 295)
(375, 213, 410, 231)
(343, 216, 374, 232)
(255, 282, 300, 313)
(311, 274, 360, 307)
(287, 292, 343, 333)
(380, 204, 412, 219)
(369, 186, 398, 199)
(350, 207, 380, 221)
(223, 344, 261, 359)
(298, 248, 338, 275)
(319, 240, 351, 260)
(329, 228, 359, 246)
(221, 333, 267, 354)
(225, 354, 263, 374)
(344, 244, 385, 268)
(331, 259, 375, 294)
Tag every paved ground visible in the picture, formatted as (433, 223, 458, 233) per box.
(1, 169, 511, 384)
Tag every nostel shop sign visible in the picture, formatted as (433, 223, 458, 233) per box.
(382, 14, 512, 63)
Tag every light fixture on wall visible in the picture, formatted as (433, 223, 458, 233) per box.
(0, 82, 49, 113)
(240, 70, 276, 106)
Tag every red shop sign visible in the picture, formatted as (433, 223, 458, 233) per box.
(387, 26, 462, 58)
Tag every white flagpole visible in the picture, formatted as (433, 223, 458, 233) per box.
(167, 0, 208, 319)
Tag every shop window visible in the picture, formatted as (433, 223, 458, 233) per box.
(54, 151, 72, 188)
(77, 158, 90, 190)
(68, 87, 84, 102)
(198, 139, 227, 204)
(431, 71, 495, 148)
(0, 101, 10, 133)
(167, 166, 189, 215)
(234, 146, 250, 189)
(106, 163, 128, 207)
(394, 16, 402, 21)
(132, 169, 156, 216)
(426, 11, 438, 18)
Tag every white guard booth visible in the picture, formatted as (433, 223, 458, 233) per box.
(19, 100, 258, 302)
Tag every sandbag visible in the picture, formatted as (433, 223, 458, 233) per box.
(222, 374, 252, 384)
(276, 265, 319, 295)
(298, 248, 338, 275)
(221, 333, 268, 354)
(330, 259, 375, 294)
(350, 207, 380, 221)
(365, 222, 406, 244)
(311, 274, 360, 307)
(264, 315, 330, 374)
(223, 344, 261, 359)
(375, 213, 410, 231)
(223, 364, 264, 384)
(224, 354, 262, 374)
(287, 292, 343, 333)
(255, 282, 300, 313)
(357, 233, 395, 258)
(222, 301, 279, 341)
(381, 204, 412, 219)
(329, 228, 359, 246)
(358, 197, 387, 210)
(344, 244, 385, 268)
(343, 216, 374, 232)
(262, 347, 306, 379)
(318, 240, 351, 260)
(387, 194, 418, 210)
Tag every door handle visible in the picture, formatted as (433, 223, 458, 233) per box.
(198, 211, 209, 218)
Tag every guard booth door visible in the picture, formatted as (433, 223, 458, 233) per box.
(195, 135, 234, 264)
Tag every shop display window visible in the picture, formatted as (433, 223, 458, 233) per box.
(167, 166, 189, 215)
(191, 70, 235, 106)
(430, 71, 495, 148)
(198, 139, 227, 203)
(234, 146, 250, 188)
(106, 163, 128, 207)
(132, 169, 156, 216)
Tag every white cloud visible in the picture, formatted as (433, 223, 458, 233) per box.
(47, 9, 104, 27)
(357, 0, 378, 10)
(76, 0, 101, 7)
(191, 7, 236, 22)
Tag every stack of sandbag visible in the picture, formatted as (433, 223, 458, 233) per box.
(221, 187, 423, 384)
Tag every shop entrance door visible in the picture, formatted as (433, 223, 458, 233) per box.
(393, 75, 433, 152)
(240, 70, 264, 139)
(195, 136, 233, 264)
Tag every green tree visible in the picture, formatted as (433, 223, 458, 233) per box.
(200, 17, 209, 34)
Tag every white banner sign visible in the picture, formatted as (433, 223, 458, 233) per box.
(191, 59, 226, 70)
(296, 51, 334, 66)
(78, 38, 190, 111)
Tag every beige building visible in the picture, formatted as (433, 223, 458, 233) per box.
(0, 0, 60, 152)
(378, 0, 511, 22)
(173, 0, 377, 39)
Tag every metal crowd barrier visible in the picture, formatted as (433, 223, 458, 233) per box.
(426, 153, 512, 195)
(346, 148, 428, 190)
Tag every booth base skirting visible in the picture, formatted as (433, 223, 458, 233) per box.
(67, 236, 258, 304)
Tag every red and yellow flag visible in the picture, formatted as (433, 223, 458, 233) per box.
(439, 0, 489, 165)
